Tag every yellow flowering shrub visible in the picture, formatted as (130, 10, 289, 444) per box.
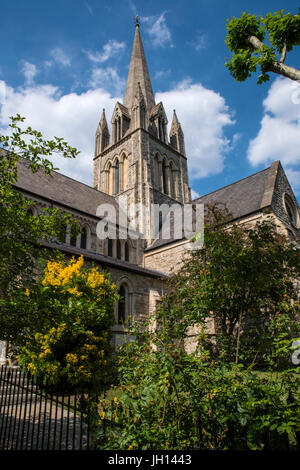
(18, 254, 118, 392)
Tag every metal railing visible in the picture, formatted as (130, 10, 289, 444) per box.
(0, 365, 97, 450)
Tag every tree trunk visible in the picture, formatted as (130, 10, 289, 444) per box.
(269, 62, 300, 82)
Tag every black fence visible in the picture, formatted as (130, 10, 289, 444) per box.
(0, 365, 100, 450)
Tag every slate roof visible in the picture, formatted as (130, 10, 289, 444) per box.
(42, 241, 168, 278)
(114, 102, 130, 118)
(7, 157, 166, 279)
(193, 162, 279, 220)
(14, 158, 120, 219)
(146, 161, 280, 252)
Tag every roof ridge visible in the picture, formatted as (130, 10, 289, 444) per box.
(21, 158, 117, 202)
(193, 162, 279, 201)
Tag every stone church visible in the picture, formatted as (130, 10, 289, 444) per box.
(1, 21, 299, 360)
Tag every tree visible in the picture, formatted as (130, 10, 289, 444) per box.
(95, 205, 300, 450)
(12, 255, 118, 392)
(0, 114, 80, 297)
(0, 116, 118, 393)
(225, 10, 300, 84)
(156, 204, 300, 364)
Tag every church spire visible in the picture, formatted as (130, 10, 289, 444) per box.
(123, 20, 155, 113)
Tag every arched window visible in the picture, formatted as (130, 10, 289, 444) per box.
(158, 116, 162, 140)
(122, 155, 128, 190)
(70, 233, 77, 247)
(154, 154, 160, 190)
(115, 159, 120, 194)
(117, 116, 121, 141)
(118, 285, 126, 325)
(80, 227, 87, 249)
(125, 242, 129, 262)
(284, 194, 297, 226)
(158, 212, 163, 238)
(108, 238, 113, 257)
(95, 133, 100, 156)
(27, 207, 34, 216)
(169, 161, 177, 199)
(60, 223, 67, 244)
(101, 130, 109, 151)
(107, 161, 113, 195)
(117, 239, 121, 260)
(162, 159, 168, 194)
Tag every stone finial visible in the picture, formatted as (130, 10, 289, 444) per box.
(170, 109, 181, 134)
(99, 108, 108, 129)
(170, 109, 185, 155)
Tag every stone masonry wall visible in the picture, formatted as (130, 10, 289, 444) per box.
(271, 164, 300, 239)
(144, 240, 191, 275)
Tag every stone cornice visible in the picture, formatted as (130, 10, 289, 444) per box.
(93, 127, 187, 161)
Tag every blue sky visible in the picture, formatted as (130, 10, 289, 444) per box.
(0, 0, 300, 202)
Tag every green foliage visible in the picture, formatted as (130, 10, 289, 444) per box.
(0, 115, 80, 297)
(0, 118, 118, 394)
(7, 255, 118, 392)
(226, 12, 266, 52)
(265, 10, 300, 53)
(95, 204, 299, 450)
(225, 10, 300, 83)
(97, 330, 299, 450)
(157, 205, 300, 364)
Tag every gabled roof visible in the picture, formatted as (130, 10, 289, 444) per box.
(145, 161, 281, 252)
(111, 102, 130, 120)
(15, 158, 119, 219)
(150, 102, 167, 119)
(193, 161, 280, 220)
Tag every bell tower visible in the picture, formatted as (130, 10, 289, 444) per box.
(93, 19, 191, 244)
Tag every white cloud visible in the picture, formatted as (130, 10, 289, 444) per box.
(86, 40, 126, 63)
(50, 48, 71, 67)
(191, 188, 200, 199)
(142, 12, 173, 48)
(248, 114, 300, 167)
(0, 81, 118, 185)
(0, 81, 6, 105)
(20, 61, 38, 85)
(0, 76, 234, 186)
(248, 78, 300, 166)
(156, 80, 235, 178)
(89, 67, 125, 96)
(154, 69, 171, 80)
(285, 168, 300, 195)
(44, 60, 53, 68)
(188, 33, 206, 51)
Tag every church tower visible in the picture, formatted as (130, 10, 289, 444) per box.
(93, 19, 191, 244)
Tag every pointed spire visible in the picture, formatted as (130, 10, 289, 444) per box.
(123, 22, 155, 113)
(95, 108, 110, 155)
(170, 109, 185, 155)
(99, 108, 108, 130)
(170, 109, 181, 134)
